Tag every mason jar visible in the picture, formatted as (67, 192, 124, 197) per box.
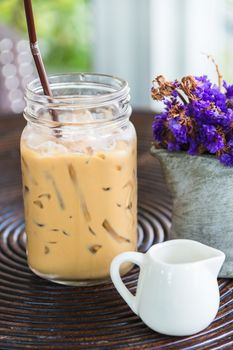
(21, 73, 137, 286)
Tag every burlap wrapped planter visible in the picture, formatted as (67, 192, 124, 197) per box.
(151, 146, 233, 278)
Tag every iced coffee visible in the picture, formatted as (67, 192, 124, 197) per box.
(21, 123, 137, 284)
(21, 73, 137, 285)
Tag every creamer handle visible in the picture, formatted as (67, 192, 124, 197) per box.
(110, 252, 145, 315)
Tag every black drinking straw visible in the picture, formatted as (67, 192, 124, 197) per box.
(23, 0, 58, 121)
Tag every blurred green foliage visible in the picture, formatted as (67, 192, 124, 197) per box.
(0, 0, 92, 72)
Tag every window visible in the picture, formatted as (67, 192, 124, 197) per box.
(0, 0, 91, 113)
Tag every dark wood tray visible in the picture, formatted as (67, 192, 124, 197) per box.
(0, 112, 233, 349)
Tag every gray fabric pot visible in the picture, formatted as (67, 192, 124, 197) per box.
(151, 146, 233, 278)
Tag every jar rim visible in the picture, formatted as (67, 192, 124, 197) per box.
(25, 72, 130, 108)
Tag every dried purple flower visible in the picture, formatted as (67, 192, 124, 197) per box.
(151, 74, 233, 166)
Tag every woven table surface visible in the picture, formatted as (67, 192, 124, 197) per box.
(0, 111, 232, 350)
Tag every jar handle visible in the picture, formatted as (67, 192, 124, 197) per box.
(110, 252, 145, 315)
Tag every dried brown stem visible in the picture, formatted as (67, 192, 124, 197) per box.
(204, 53, 223, 91)
(176, 91, 188, 105)
(152, 75, 188, 105)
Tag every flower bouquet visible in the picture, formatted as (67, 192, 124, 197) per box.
(151, 64, 233, 277)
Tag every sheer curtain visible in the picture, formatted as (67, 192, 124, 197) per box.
(92, 0, 228, 110)
(92, 0, 151, 109)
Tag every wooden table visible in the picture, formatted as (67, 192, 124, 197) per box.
(0, 111, 233, 349)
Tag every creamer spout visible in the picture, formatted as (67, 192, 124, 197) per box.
(204, 249, 225, 277)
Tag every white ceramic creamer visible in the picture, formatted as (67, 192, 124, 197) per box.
(110, 239, 225, 336)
